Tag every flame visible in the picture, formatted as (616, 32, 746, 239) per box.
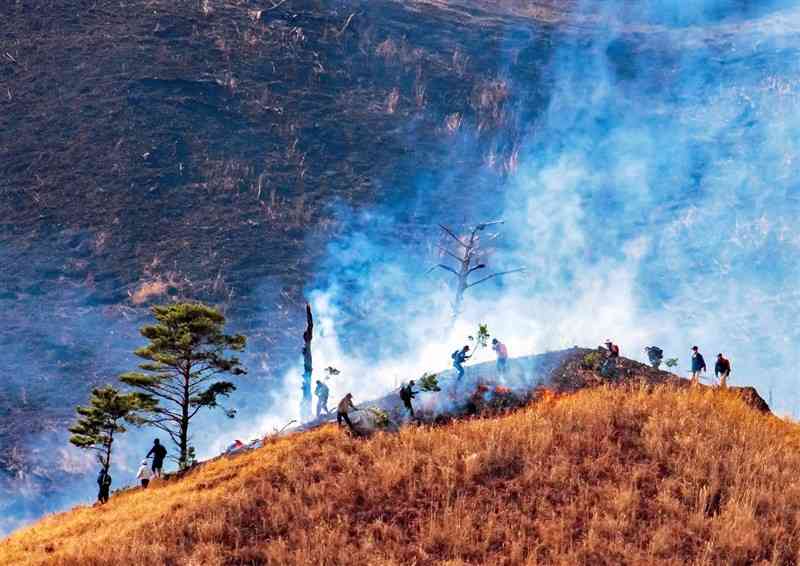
(537, 389, 559, 403)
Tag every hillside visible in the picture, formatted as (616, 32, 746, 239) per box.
(0, 0, 562, 490)
(0, 0, 565, 510)
(1, 384, 797, 565)
(4, 0, 800, 546)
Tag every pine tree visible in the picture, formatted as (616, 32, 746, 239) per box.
(120, 302, 247, 469)
(69, 385, 149, 475)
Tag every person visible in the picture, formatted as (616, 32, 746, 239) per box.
(452, 345, 471, 380)
(690, 346, 707, 385)
(601, 340, 620, 378)
(337, 393, 358, 433)
(147, 439, 167, 479)
(399, 380, 417, 418)
(315, 380, 330, 417)
(645, 346, 664, 370)
(301, 378, 312, 421)
(136, 459, 153, 488)
(492, 338, 509, 375)
(97, 468, 112, 504)
(715, 353, 732, 388)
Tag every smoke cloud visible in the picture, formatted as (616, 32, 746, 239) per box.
(6, 0, 800, 536)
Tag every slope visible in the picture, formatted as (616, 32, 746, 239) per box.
(2, 382, 797, 565)
(0, 0, 562, 488)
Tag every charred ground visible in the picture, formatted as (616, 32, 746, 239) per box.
(0, 0, 567, 483)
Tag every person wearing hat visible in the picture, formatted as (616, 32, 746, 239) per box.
(337, 393, 359, 433)
(690, 346, 707, 385)
(136, 459, 153, 488)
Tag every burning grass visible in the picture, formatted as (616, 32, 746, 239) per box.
(3, 385, 800, 565)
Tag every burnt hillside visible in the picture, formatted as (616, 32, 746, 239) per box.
(0, 0, 566, 483)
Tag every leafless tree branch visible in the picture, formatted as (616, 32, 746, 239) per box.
(467, 268, 525, 289)
(438, 224, 468, 248)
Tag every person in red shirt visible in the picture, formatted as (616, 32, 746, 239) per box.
(492, 338, 509, 375)
(601, 340, 620, 378)
(715, 353, 732, 388)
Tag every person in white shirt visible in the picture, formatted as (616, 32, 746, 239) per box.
(136, 459, 153, 488)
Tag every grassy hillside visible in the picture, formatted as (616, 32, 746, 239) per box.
(3, 385, 799, 565)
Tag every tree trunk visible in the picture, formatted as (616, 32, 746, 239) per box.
(301, 303, 314, 421)
(103, 427, 114, 475)
(180, 364, 190, 468)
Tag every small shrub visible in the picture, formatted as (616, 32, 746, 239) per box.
(582, 351, 602, 370)
(418, 372, 440, 392)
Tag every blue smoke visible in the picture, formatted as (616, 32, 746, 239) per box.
(6, 0, 800, 537)
(304, 1, 800, 417)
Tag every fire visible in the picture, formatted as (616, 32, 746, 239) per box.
(537, 389, 559, 403)
(494, 386, 512, 395)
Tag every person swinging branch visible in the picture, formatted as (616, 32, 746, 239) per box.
(337, 393, 359, 433)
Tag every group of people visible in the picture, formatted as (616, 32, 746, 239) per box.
(95, 336, 735, 503)
(625, 342, 733, 386)
(451, 338, 509, 380)
(96, 438, 167, 504)
(689, 346, 732, 387)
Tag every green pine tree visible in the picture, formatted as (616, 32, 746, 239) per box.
(69, 385, 150, 475)
(120, 302, 247, 469)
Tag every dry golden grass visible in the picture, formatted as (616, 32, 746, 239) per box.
(3, 385, 800, 565)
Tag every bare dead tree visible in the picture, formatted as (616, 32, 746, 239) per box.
(301, 303, 313, 421)
(433, 221, 524, 319)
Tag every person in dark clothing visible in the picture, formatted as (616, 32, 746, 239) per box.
(399, 380, 417, 418)
(715, 353, 732, 388)
(690, 346, 707, 385)
(601, 340, 620, 378)
(337, 393, 358, 433)
(452, 346, 471, 380)
(645, 346, 664, 370)
(315, 380, 330, 417)
(97, 468, 112, 504)
(147, 439, 167, 478)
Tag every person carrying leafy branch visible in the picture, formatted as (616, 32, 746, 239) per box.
(399, 380, 417, 418)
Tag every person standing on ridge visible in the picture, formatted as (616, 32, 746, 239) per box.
(492, 338, 509, 376)
(645, 346, 664, 370)
(399, 380, 417, 418)
(97, 468, 112, 504)
(315, 380, 330, 417)
(337, 393, 359, 433)
(715, 353, 732, 388)
(452, 345, 471, 380)
(147, 438, 167, 479)
(690, 346, 707, 385)
(136, 459, 153, 488)
(601, 340, 620, 378)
